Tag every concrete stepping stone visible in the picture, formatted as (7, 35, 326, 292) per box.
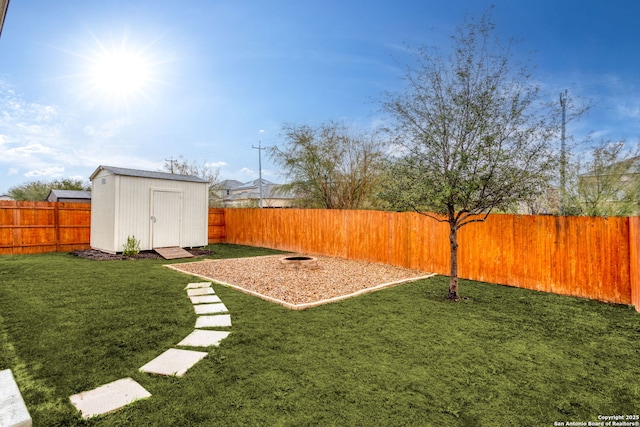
(185, 282, 213, 289)
(194, 303, 228, 315)
(140, 348, 208, 377)
(69, 378, 151, 419)
(195, 314, 232, 328)
(177, 330, 231, 347)
(187, 288, 214, 296)
(189, 295, 221, 304)
(0, 369, 32, 427)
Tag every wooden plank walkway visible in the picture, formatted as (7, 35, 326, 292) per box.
(154, 247, 194, 260)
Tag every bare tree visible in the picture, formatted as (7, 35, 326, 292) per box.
(270, 121, 387, 209)
(162, 157, 221, 206)
(380, 11, 560, 300)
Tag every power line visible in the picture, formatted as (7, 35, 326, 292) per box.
(252, 142, 269, 208)
(165, 157, 177, 174)
(560, 89, 568, 215)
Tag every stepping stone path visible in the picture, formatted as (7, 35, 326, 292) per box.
(68, 281, 231, 419)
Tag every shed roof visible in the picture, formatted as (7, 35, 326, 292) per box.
(90, 165, 208, 183)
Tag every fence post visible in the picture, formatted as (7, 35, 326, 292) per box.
(12, 202, 21, 255)
(54, 202, 61, 252)
(629, 217, 640, 312)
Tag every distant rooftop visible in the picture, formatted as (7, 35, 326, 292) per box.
(48, 189, 92, 199)
(218, 179, 243, 189)
(236, 178, 275, 190)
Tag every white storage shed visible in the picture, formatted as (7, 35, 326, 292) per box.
(90, 165, 209, 253)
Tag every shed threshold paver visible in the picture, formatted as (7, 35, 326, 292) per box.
(139, 348, 208, 377)
(69, 378, 151, 419)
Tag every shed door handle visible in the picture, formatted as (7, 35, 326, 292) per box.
(151, 216, 156, 223)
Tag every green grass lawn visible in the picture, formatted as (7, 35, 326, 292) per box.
(1, 244, 639, 426)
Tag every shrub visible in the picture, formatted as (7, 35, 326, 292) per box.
(122, 235, 141, 257)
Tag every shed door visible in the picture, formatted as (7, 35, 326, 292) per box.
(151, 190, 182, 248)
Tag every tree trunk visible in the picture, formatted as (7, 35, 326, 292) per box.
(447, 222, 461, 301)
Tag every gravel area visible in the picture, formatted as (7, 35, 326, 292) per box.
(169, 254, 433, 308)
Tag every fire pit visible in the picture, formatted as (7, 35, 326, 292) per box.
(279, 255, 319, 270)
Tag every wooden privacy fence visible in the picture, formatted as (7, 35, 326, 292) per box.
(223, 208, 640, 310)
(2, 202, 639, 310)
(0, 201, 92, 255)
(0, 201, 226, 255)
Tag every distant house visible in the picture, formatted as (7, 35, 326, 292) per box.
(46, 189, 92, 203)
(216, 178, 295, 208)
(0, 194, 13, 201)
(212, 179, 243, 204)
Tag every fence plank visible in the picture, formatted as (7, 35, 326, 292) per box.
(630, 217, 640, 310)
(208, 209, 226, 243)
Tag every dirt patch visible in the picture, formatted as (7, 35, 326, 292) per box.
(167, 254, 435, 309)
(70, 248, 212, 261)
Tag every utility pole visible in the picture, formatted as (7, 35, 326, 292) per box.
(560, 90, 568, 215)
(252, 142, 267, 208)
(165, 157, 176, 174)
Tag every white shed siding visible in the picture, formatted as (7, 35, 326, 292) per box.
(183, 183, 209, 245)
(90, 169, 117, 253)
(115, 176, 207, 251)
(90, 166, 208, 253)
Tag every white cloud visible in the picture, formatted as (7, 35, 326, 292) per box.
(587, 130, 611, 140)
(239, 167, 255, 175)
(83, 125, 95, 136)
(7, 144, 55, 156)
(618, 103, 640, 120)
(205, 161, 227, 168)
(24, 166, 65, 178)
(261, 168, 281, 180)
(0, 85, 67, 173)
(83, 117, 132, 139)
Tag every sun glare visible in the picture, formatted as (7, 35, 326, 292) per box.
(74, 32, 164, 109)
(91, 50, 151, 97)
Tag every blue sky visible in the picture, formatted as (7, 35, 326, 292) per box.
(1, 0, 639, 194)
